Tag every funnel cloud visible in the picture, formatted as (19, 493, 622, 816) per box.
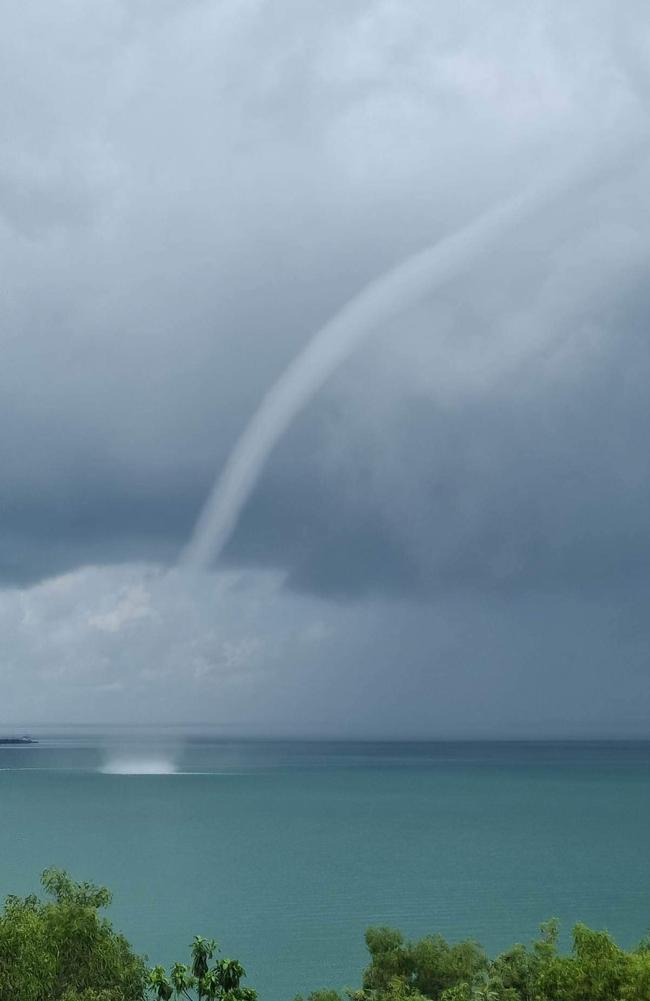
(182, 134, 646, 571)
(2, 1, 650, 735)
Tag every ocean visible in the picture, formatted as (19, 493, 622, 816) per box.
(1, 735, 649, 1000)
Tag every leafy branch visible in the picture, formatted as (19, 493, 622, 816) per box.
(149, 936, 257, 1001)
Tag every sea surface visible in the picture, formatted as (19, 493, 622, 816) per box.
(1, 734, 650, 1000)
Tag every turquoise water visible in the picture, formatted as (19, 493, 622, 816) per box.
(2, 738, 650, 1000)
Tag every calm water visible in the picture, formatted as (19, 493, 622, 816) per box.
(1, 735, 650, 1000)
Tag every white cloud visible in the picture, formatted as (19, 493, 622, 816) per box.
(88, 582, 155, 633)
(0, 563, 349, 725)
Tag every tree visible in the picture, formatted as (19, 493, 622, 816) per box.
(148, 936, 256, 1001)
(359, 927, 487, 1001)
(0, 868, 146, 1001)
(6, 868, 650, 1001)
(408, 935, 487, 998)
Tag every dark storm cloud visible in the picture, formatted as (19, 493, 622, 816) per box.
(2, 0, 650, 734)
(1, 1, 647, 591)
(193, 182, 650, 601)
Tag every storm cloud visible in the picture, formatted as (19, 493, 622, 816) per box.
(2, 0, 650, 733)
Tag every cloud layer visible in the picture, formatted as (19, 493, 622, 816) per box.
(2, 0, 650, 732)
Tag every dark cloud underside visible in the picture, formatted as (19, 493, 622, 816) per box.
(1, 0, 650, 733)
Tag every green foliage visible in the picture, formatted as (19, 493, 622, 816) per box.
(321, 915, 650, 1001)
(3, 869, 650, 1001)
(293, 991, 345, 1001)
(359, 926, 486, 1001)
(149, 934, 256, 1001)
(0, 869, 146, 1001)
(409, 936, 487, 998)
(41, 868, 113, 910)
(439, 986, 472, 1001)
(362, 929, 412, 992)
(0, 869, 255, 1001)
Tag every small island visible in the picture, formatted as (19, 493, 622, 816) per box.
(0, 736, 37, 745)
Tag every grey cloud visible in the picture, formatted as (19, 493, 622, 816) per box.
(3, 562, 650, 737)
(2, 0, 650, 733)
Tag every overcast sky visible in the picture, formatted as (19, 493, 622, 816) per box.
(2, 0, 650, 736)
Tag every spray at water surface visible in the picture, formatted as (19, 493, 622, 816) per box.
(181, 133, 648, 572)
